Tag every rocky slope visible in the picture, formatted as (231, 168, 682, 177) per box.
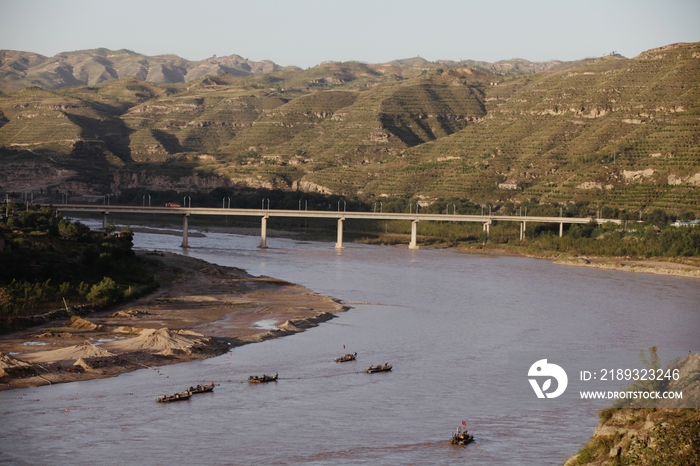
(565, 353, 700, 466)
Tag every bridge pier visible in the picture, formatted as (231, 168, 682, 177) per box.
(409, 220, 419, 250)
(335, 218, 345, 249)
(483, 221, 490, 239)
(520, 221, 527, 240)
(102, 212, 108, 229)
(181, 213, 189, 248)
(559, 222, 563, 237)
(259, 214, 268, 248)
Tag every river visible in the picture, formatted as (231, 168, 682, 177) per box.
(1, 228, 699, 465)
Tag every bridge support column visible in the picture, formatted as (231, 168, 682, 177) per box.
(335, 218, 345, 249)
(259, 214, 268, 248)
(559, 222, 563, 237)
(102, 212, 108, 229)
(409, 220, 419, 250)
(483, 222, 490, 240)
(181, 214, 189, 248)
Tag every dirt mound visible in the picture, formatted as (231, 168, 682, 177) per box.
(111, 309, 152, 318)
(18, 343, 115, 363)
(73, 358, 92, 371)
(102, 328, 208, 354)
(112, 326, 142, 334)
(66, 316, 102, 331)
(36, 332, 74, 338)
(0, 353, 31, 377)
(279, 312, 336, 331)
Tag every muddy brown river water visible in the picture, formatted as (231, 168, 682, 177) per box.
(1, 228, 698, 465)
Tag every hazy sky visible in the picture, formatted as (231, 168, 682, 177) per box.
(1, 0, 698, 67)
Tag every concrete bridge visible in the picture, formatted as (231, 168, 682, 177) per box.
(49, 204, 623, 250)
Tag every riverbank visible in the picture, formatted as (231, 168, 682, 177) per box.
(405, 239, 700, 279)
(0, 251, 346, 390)
(564, 353, 700, 466)
(144, 224, 700, 280)
(457, 245, 700, 279)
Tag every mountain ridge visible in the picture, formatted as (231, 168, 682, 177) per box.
(0, 42, 698, 215)
(0, 47, 595, 94)
(0, 48, 280, 94)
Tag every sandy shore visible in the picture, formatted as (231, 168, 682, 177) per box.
(450, 244, 700, 279)
(551, 256, 700, 278)
(0, 251, 346, 390)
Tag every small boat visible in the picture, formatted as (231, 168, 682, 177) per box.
(335, 352, 357, 363)
(248, 372, 278, 383)
(188, 382, 215, 394)
(450, 430, 474, 446)
(365, 364, 392, 373)
(157, 391, 192, 403)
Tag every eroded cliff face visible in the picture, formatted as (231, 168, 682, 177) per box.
(0, 162, 77, 193)
(0, 157, 296, 199)
(110, 170, 231, 194)
(0, 160, 235, 198)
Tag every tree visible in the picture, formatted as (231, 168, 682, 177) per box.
(86, 277, 123, 307)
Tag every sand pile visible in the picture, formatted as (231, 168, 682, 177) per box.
(279, 312, 336, 331)
(73, 358, 92, 371)
(101, 328, 208, 354)
(112, 326, 142, 334)
(18, 343, 115, 363)
(0, 353, 31, 377)
(66, 316, 102, 331)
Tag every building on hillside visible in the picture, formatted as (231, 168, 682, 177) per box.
(672, 219, 700, 227)
(498, 180, 519, 190)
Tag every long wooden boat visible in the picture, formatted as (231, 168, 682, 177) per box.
(364, 364, 392, 373)
(335, 352, 357, 363)
(188, 382, 215, 394)
(157, 391, 192, 402)
(248, 372, 278, 383)
(450, 431, 474, 446)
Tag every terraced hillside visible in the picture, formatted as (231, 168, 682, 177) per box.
(0, 43, 698, 214)
(363, 43, 700, 212)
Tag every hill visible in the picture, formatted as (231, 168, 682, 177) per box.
(0, 48, 279, 94)
(0, 43, 698, 215)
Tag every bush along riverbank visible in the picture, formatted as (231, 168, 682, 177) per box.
(0, 205, 158, 331)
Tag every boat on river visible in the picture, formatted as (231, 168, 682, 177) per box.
(248, 372, 278, 383)
(335, 352, 357, 363)
(157, 391, 192, 403)
(450, 430, 474, 446)
(365, 364, 392, 373)
(188, 382, 215, 394)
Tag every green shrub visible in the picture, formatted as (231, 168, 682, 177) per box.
(86, 277, 123, 307)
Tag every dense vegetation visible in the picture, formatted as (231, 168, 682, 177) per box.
(0, 204, 157, 324)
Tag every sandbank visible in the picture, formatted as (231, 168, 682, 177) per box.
(0, 251, 346, 390)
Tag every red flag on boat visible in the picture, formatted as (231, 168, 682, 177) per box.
(461, 420, 467, 426)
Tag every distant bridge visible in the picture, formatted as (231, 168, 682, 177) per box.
(48, 204, 623, 250)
